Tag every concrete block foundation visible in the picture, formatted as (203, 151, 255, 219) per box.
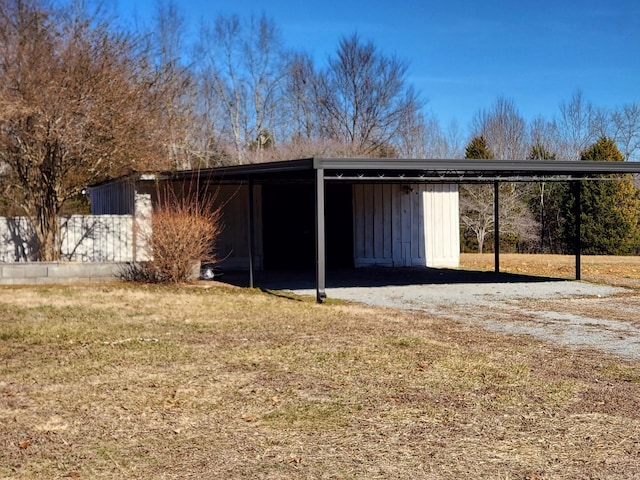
(0, 262, 124, 285)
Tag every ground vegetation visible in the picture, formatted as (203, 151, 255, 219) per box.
(1, 257, 640, 478)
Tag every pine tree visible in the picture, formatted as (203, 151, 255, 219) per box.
(563, 137, 640, 254)
(464, 136, 493, 159)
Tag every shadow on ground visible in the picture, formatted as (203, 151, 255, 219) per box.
(214, 267, 569, 291)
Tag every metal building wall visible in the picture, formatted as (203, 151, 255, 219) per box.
(88, 179, 136, 215)
(424, 184, 460, 268)
(353, 183, 459, 268)
(215, 184, 263, 270)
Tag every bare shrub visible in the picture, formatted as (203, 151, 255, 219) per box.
(117, 262, 158, 283)
(123, 183, 223, 284)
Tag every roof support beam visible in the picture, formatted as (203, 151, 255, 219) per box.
(494, 181, 500, 273)
(316, 168, 327, 303)
(247, 177, 255, 288)
(573, 180, 582, 280)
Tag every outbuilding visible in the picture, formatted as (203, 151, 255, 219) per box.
(88, 157, 640, 302)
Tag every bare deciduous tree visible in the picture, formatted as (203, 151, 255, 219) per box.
(460, 136, 538, 253)
(0, 0, 164, 260)
(555, 90, 605, 160)
(148, 0, 202, 169)
(611, 102, 640, 161)
(285, 51, 318, 143)
(394, 114, 465, 159)
(460, 184, 495, 253)
(314, 33, 422, 156)
(529, 116, 561, 159)
(471, 95, 528, 160)
(196, 14, 290, 162)
(460, 182, 539, 253)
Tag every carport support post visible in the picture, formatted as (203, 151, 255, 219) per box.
(494, 180, 500, 273)
(315, 168, 327, 303)
(573, 180, 582, 280)
(248, 177, 255, 288)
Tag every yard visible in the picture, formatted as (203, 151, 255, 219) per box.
(1, 254, 639, 479)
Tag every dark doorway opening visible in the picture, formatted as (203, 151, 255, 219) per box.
(261, 182, 354, 270)
(326, 183, 354, 269)
(262, 183, 314, 269)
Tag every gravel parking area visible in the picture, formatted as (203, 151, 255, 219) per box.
(275, 268, 640, 361)
(220, 267, 640, 360)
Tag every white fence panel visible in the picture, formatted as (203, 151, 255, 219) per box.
(0, 215, 135, 262)
(0, 217, 35, 262)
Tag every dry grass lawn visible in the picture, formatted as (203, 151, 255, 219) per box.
(461, 252, 640, 288)
(1, 255, 640, 479)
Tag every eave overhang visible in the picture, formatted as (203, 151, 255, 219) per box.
(95, 157, 640, 187)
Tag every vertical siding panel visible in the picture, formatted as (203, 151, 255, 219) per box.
(383, 183, 392, 260)
(111, 216, 116, 261)
(401, 185, 412, 266)
(93, 216, 101, 261)
(391, 184, 402, 265)
(234, 187, 244, 257)
(223, 186, 235, 259)
(353, 184, 364, 261)
(449, 184, 460, 263)
(424, 183, 460, 268)
(429, 185, 436, 261)
(410, 185, 420, 261)
(237, 187, 247, 257)
(1, 219, 7, 260)
(373, 184, 383, 258)
(441, 184, 452, 260)
(425, 185, 436, 266)
(112, 216, 118, 261)
(129, 215, 134, 261)
(437, 184, 447, 262)
(426, 184, 436, 266)
(363, 184, 373, 259)
(254, 184, 263, 267)
(75, 216, 82, 261)
(216, 185, 245, 261)
(417, 184, 426, 263)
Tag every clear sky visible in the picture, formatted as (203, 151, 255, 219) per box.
(117, 0, 640, 132)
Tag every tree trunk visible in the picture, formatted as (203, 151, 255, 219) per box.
(477, 228, 485, 254)
(34, 203, 62, 261)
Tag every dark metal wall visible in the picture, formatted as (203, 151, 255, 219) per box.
(261, 182, 353, 270)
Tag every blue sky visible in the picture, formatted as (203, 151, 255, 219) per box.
(117, 0, 640, 131)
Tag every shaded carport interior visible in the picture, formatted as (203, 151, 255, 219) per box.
(168, 157, 640, 302)
(261, 181, 354, 270)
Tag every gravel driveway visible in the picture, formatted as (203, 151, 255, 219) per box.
(283, 270, 640, 361)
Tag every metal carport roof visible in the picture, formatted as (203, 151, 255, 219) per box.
(166, 157, 640, 182)
(162, 158, 640, 302)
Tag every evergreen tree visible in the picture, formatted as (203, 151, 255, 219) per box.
(529, 143, 555, 161)
(464, 136, 493, 159)
(528, 144, 566, 252)
(563, 137, 640, 254)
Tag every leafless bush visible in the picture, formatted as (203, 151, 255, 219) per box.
(123, 183, 223, 284)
